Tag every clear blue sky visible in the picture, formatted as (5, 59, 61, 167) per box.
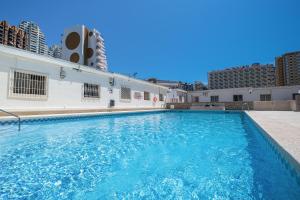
(1, 0, 300, 83)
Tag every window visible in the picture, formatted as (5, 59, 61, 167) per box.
(144, 91, 150, 100)
(233, 95, 243, 102)
(292, 93, 300, 100)
(193, 96, 199, 103)
(179, 95, 183, 102)
(83, 83, 100, 98)
(159, 93, 164, 101)
(134, 92, 142, 100)
(9, 70, 47, 99)
(260, 94, 271, 101)
(210, 96, 219, 102)
(120, 87, 131, 100)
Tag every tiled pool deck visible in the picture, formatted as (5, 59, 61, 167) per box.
(246, 111, 300, 169)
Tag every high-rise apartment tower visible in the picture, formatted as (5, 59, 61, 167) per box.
(0, 21, 27, 49)
(19, 21, 48, 55)
(275, 51, 300, 86)
(208, 63, 276, 89)
(48, 44, 62, 59)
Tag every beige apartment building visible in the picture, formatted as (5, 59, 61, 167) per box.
(0, 21, 27, 49)
(208, 63, 276, 89)
(276, 51, 300, 86)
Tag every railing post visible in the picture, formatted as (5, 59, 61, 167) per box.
(18, 117, 21, 131)
(0, 109, 21, 131)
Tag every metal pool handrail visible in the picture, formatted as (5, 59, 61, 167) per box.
(242, 102, 250, 111)
(0, 109, 21, 131)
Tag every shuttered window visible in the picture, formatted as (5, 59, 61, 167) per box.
(121, 87, 131, 100)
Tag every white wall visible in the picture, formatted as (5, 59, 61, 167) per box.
(0, 45, 169, 111)
(166, 89, 187, 103)
(189, 86, 300, 103)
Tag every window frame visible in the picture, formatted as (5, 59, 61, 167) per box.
(193, 96, 199, 103)
(82, 83, 100, 99)
(179, 95, 183, 103)
(120, 86, 131, 101)
(159, 93, 164, 101)
(292, 93, 300, 100)
(8, 69, 48, 100)
(233, 94, 243, 102)
(260, 94, 271, 101)
(210, 95, 219, 102)
(144, 91, 150, 101)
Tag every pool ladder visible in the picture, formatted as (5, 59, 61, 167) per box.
(242, 102, 250, 111)
(0, 109, 21, 131)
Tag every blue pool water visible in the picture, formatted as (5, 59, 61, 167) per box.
(0, 111, 299, 199)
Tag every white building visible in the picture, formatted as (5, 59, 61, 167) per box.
(189, 86, 300, 103)
(19, 21, 48, 55)
(48, 44, 62, 59)
(0, 45, 168, 112)
(87, 29, 107, 71)
(61, 25, 108, 71)
(166, 89, 187, 103)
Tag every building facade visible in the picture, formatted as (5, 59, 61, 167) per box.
(187, 86, 300, 111)
(48, 44, 62, 58)
(275, 56, 285, 86)
(208, 63, 276, 89)
(61, 25, 108, 71)
(166, 89, 187, 103)
(87, 29, 107, 71)
(0, 21, 27, 49)
(19, 21, 48, 55)
(275, 51, 300, 86)
(189, 86, 300, 103)
(0, 45, 167, 111)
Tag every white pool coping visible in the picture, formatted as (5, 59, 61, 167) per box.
(246, 111, 300, 171)
(0, 109, 168, 122)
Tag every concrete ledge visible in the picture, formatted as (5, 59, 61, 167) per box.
(253, 100, 295, 111)
(166, 102, 254, 110)
(0, 108, 167, 122)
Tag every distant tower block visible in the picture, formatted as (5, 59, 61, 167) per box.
(62, 25, 107, 71)
(86, 29, 97, 68)
(87, 29, 107, 71)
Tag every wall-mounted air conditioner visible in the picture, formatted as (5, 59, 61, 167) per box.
(109, 99, 115, 108)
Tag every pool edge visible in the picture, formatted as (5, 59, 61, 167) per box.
(244, 111, 300, 180)
(0, 109, 169, 124)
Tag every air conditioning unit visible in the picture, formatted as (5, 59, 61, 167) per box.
(109, 77, 115, 86)
(109, 99, 115, 108)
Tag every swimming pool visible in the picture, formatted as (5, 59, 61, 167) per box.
(0, 111, 299, 199)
